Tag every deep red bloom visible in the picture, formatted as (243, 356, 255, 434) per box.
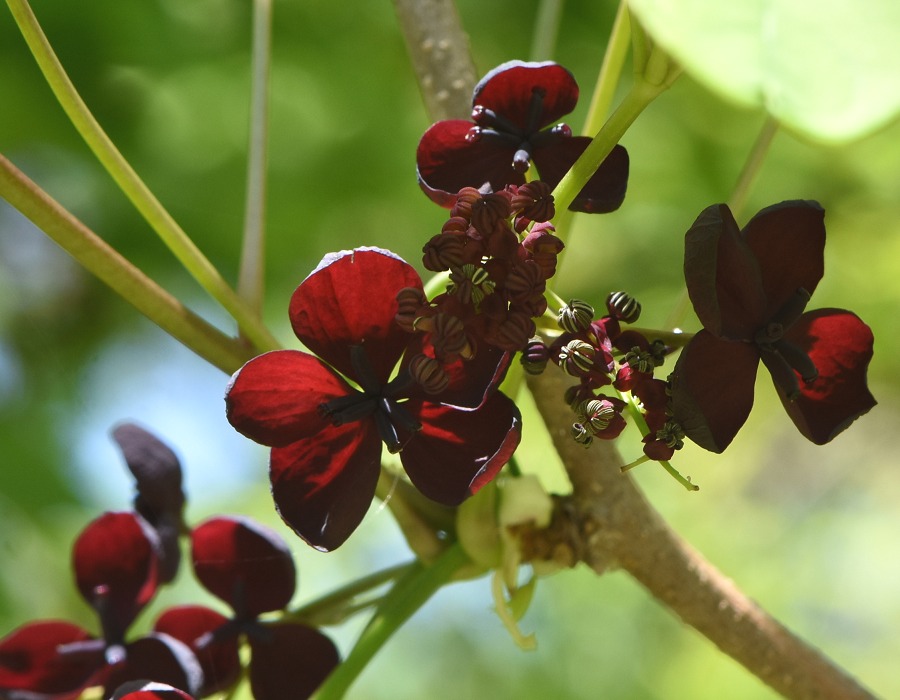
(0, 512, 201, 699)
(156, 517, 339, 700)
(670, 201, 876, 452)
(225, 248, 521, 551)
(416, 60, 629, 213)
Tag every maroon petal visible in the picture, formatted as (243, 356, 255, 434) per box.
(473, 61, 579, 132)
(269, 423, 382, 551)
(684, 204, 768, 339)
(72, 512, 159, 635)
(105, 634, 202, 699)
(155, 606, 240, 696)
(416, 120, 525, 208)
(225, 350, 350, 448)
(111, 680, 196, 699)
(289, 248, 423, 383)
(742, 200, 825, 316)
(247, 623, 339, 700)
(0, 620, 101, 697)
(669, 330, 760, 453)
(432, 345, 511, 410)
(191, 517, 296, 618)
(531, 139, 629, 213)
(777, 309, 876, 444)
(400, 392, 521, 505)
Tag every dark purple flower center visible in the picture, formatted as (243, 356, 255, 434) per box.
(753, 288, 819, 399)
(466, 87, 572, 173)
(318, 345, 421, 453)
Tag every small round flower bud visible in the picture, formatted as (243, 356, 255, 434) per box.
(578, 398, 617, 433)
(430, 312, 469, 357)
(395, 287, 426, 332)
(408, 354, 450, 394)
(557, 339, 596, 377)
(422, 234, 465, 272)
(571, 422, 593, 447)
(520, 338, 550, 375)
(606, 291, 642, 324)
(558, 299, 595, 334)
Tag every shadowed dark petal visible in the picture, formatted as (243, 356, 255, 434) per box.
(111, 680, 196, 699)
(742, 200, 825, 316)
(104, 634, 202, 699)
(669, 330, 760, 453)
(73, 512, 159, 635)
(191, 517, 296, 618)
(0, 621, 101, 697)
(473, 61, 579, 132)
(225, 351, 350, 448)
(434, 345, 511, 410)
(155, 606, 239, 697)
(416, 120, 525, 208)
(111, 423, 185, 523)
(531, 140, 629, 213)
(400, 392, 521, 504)
(247, 623, 339, 700)
(270, 423, 382, 551)
(289, 248, 423, 383)
(777, 309, 876, 444)
(684, 204, 767, 339)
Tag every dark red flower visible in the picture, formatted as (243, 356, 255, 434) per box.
(156, 517, 339, 700)
(416, 60, 629, 213)
(0, 512, 201, 699)
(669, 201, 876, 452)
(225, 248, 521, 551)
(111, 680, 196, 699)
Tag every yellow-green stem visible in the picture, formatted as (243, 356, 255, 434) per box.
(6, 0, 279, 354)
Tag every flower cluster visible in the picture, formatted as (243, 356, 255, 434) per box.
(0, 426, 338, 700)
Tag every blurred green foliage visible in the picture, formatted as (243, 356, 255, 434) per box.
(1, 1, 898, 698)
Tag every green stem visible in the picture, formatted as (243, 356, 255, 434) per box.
(285, 560, 416, 627)
(237, 0, 272, 315)
(6, 0, 279, 354)
(728, 116, 779, 221)
(0, 154, 254, 375)
(529, 0, 565, 61)
(313, 543, 470, 700)
(582, 0, 631, 137)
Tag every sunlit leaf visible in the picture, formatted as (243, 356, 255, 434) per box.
(628, 0, 900, 142)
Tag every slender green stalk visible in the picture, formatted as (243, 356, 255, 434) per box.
(529, 0, 565, 61)
(0, 154, 254, 375)
(312, 544, 470, 700)
(285, 560, 416, 626)
(237, 0, 273, 315)
(6, 0, 279, 354)
(728, 116, 779, 220)
(582, 0, 631, 137)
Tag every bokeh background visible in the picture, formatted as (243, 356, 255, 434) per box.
(1, 1, 899, 698)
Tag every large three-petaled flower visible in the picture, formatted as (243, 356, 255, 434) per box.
(669, 201, 876, 452)
(225, 248, 521, 551)
(416, 60, 629, 213)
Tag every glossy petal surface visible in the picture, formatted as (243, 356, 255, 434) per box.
(269, 423, 382, 551)
(778, 309, 876, 443)
(532, 140, 629, 213)
(289, 248, 423, 383)
(191, 517, 296, 618)
(401, 392, 522, 505)
(684, 204, 767, 339)
(111, 681, 195, 700)
(473, 61, 579, 132)
(670, 330, 760, 453)
(743, 200, 825, 316)
(416, 120, 526, 207)
(155, 606, 239, 696)
(104, 634, 202, 699)
(248, 623, 339, 700)
(0, 620, 100, 697)
(225, 351, 350, 448)
(72, 512, 159, 634)
(111, 423, 185, 520)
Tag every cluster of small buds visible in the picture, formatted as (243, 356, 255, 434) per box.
(400, 183, 564, 387)
(522, 293, 686, 461)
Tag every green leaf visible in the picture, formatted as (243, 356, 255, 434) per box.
(628, 0, 900, 142)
